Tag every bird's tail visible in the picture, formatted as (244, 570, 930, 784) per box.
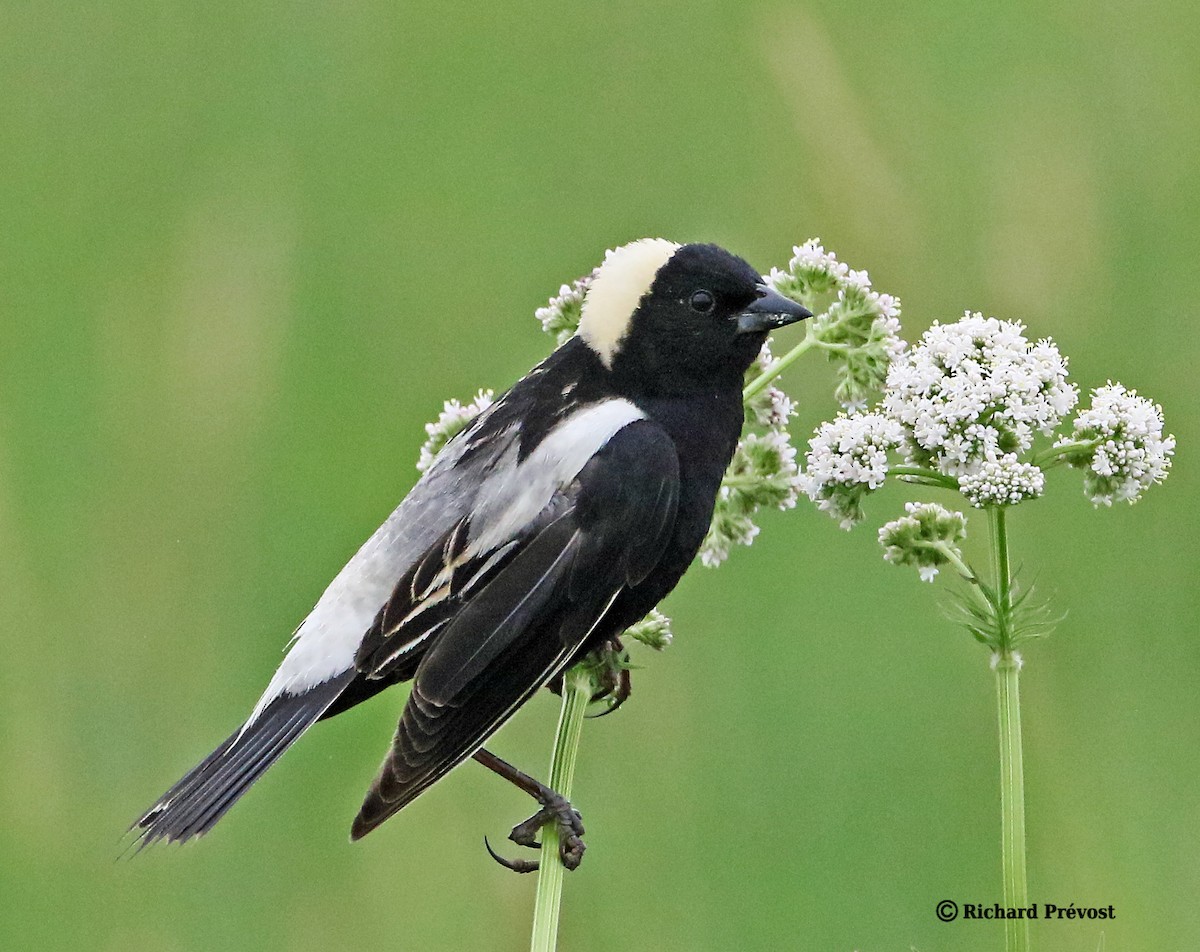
(131, 670, 355, 848)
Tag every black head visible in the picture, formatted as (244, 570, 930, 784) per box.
(578, 240, 810, 395)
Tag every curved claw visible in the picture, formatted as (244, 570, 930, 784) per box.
(585, 695, 625, 719)
(586, 667, 631, 719)
(558, 831, 586, 870)
(483, 836, 540, 874)
(507, 803, 585, 871)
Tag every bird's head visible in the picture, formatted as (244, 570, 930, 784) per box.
(578, 239, 811, 394)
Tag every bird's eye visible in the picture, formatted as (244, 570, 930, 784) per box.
(689, 289, 715, 314)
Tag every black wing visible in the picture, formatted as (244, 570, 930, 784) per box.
(350, 419, 679, 838)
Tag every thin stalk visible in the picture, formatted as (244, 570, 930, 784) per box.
(889, 465, 961, 491)
(995, 652, 1029, 951)
(991, 507, 1012, 630)
(932, 542, 975, 583)
(990, 507, 1029, 952)
(1030, 439, 1097, 468)
(743, 330, 819, 400)
(530, 666, 596, 952)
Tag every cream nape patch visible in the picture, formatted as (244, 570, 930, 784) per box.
(578, 238, 680, 367)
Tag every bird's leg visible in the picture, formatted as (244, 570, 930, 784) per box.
(472, 748, 586, 873)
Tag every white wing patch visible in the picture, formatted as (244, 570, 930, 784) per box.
(243, 399, 644, 727)
(244, 429, 498, 726)
(467, 398, 646, 556)
(579, 238, 680, 367)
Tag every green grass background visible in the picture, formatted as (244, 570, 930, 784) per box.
(2, 1, 1197, 949)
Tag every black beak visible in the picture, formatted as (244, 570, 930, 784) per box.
(735, 284, 813, 334)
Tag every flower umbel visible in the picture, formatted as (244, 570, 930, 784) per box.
(878, 502, 968, 582)
(768, 239, 905, 408)
(959, 455, 1046, 508)
(766, 238, 851, 301)
(1056, 382, 1175, 506)
(801, 411, 905, 529)
(700, 429, 802, 566)
(416, 389, 495, 474)
(883, 313, 1077, 476)
(624, 608, 674, 650)
(535, 272, 594, 346)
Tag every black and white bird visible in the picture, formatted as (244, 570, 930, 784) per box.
(133, 239, 810, 868)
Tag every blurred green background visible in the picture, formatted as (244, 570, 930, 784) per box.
(2, 1, 1197, 949)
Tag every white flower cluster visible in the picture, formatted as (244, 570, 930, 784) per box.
(768, 239, 905, 408)
(767, 238, 852, 298)
(416, 389, 495, 474)
(624, 608, 673, 650)
(799, 310, 1172, 530)
(534, 272, 594, 346)
(1057, 383, 1175, 506)
(700, 419, 803, 567)
(800, 412, 905, 529)
(959, 455, 1045, 508)
(795, 307, 1174, 596)
(883, 313, 1078, 476)
(878, 502, 967, 582)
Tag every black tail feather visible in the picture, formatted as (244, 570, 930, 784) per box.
(131, 670, 355, 847)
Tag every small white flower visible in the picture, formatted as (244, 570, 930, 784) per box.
(1057, 382, 1175, 505)
(769, 241, 905, 408)
(884, 312, 1078, 476)
(416, 389, 495, 473)
(624, 608, 673, 650)
(699, 506, 760, 568)
(878, 502, 967, 580)
(959, 454, 1046, 508)
(802, 412, 905, 528)
(767, 238, 850, 299)
(746, 340, 797, 428)
(535, 272, 595, 345)
(703, 425, 801, 567)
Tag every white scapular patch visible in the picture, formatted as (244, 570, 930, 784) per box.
(467, 398, 646, 556)
(578, 238, 680, 367)
(242, 399, 644, 728)
(243, 430, 494, 726)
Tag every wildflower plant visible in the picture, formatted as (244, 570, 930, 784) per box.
(417, 240, 1173, 952)
(800, 311, 1174, 952)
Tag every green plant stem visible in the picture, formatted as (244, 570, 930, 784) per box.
(933, 542, 975, 583)
(743, 329, 819, 400)
(1030, 439, 1097, 468)
(990, 508, 1030, 952)
(995, 653, 1029, 951)
(889, 465, 961, 491)
(530, 665, 596, 952)
(991, 508, 1012, 631)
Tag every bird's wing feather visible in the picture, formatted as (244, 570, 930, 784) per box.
(352, 398, 649, 682)
(350, 419, 679, 838)
(244, 403, 522, 720)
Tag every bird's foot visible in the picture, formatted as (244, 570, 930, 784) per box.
(483, 794, 586, 873)
(579, 637, 633, 718)
(511, 795, 586, 869)
(585, 662, 631, 718)
(473, 748, 587, 873)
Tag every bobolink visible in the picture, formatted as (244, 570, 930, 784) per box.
(134, 239, 810, 868)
